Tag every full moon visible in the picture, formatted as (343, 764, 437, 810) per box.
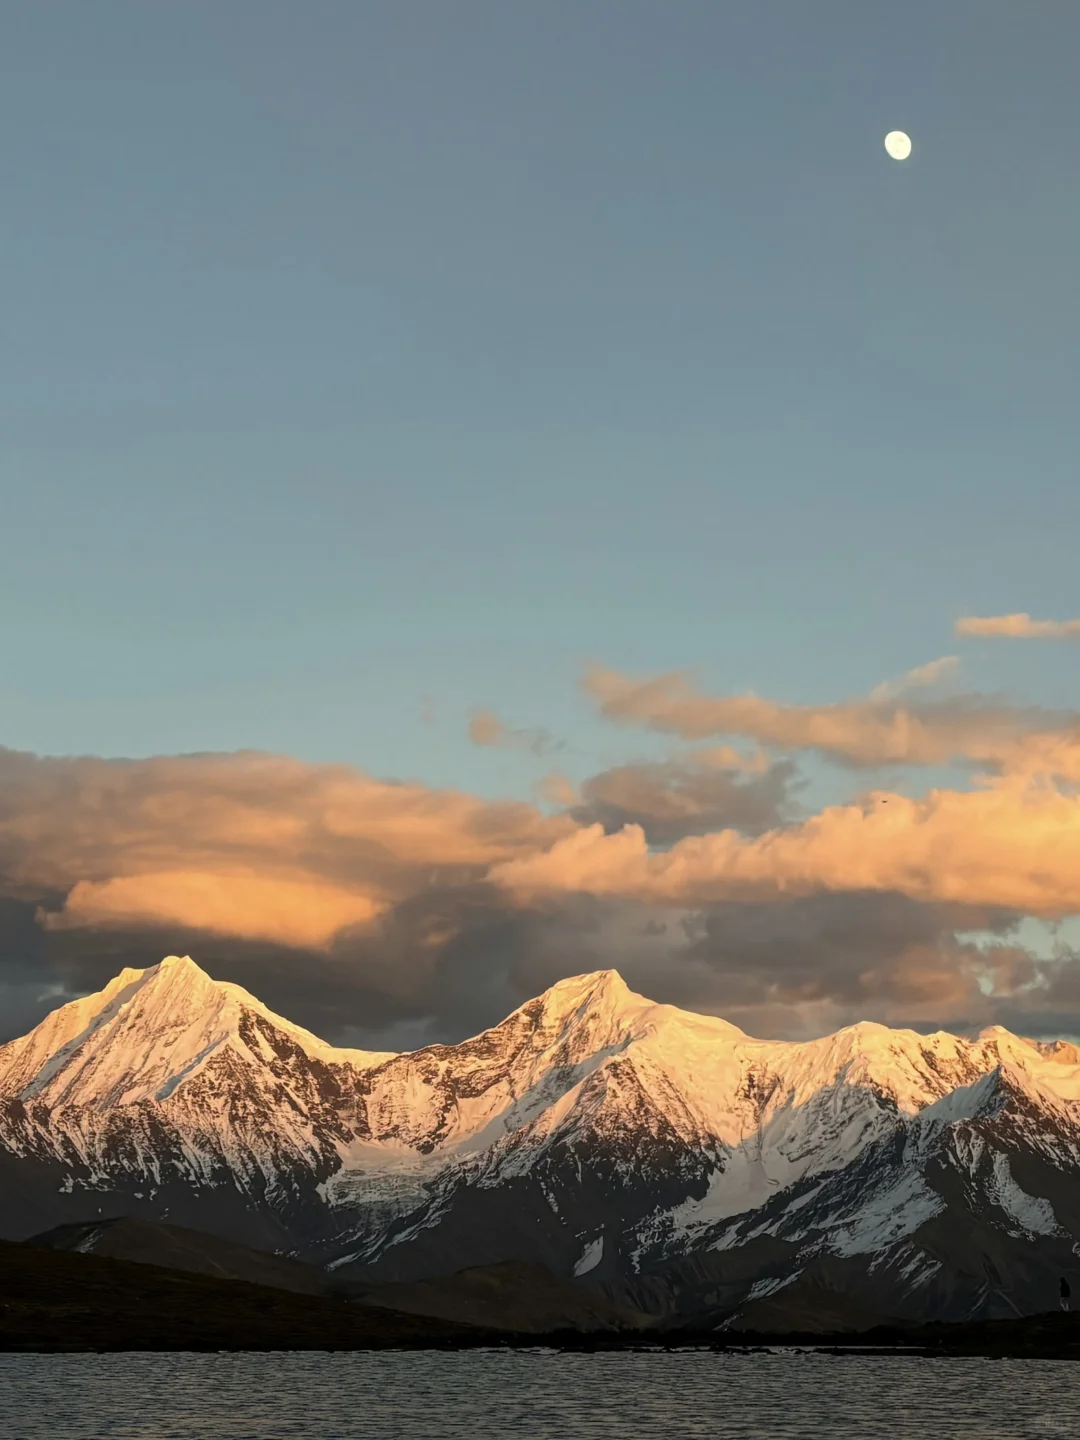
(884, 130, 912, 161)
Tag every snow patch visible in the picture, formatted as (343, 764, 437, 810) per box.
(830, 1172, 943, 1257)
(573, 1235, 604, 1276)
(988, 1151, 1060, 1237)
(744, 1274, 796, 1302)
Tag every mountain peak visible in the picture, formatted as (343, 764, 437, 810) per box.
(157, 953, 200, 973)
(0, 954, 392, 1110)
(529, 968, 651, 1034)
(86, 954, 212, 1013)
(542, 968, 634, 1007)
(4, 953, 1080, 1331)
(127, 952, 217, 1000)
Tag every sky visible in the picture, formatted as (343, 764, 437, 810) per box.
(2, 2, 1080, 1048)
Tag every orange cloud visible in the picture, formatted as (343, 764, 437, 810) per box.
(956, 613, 1080, 639)
(583, 664, 1080, 775)
(537, 772, 579, 807)
(691, 745, 772, 773)
(44, 872, 383, 948)
(489, 779, 1080, 919)
(0, 748, 571, 949)
(2, 735, 1078, 1040)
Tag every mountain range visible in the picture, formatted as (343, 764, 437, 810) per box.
(2, 953, 1079, 1325)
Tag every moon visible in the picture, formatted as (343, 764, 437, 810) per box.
(884, 130, 912, 161)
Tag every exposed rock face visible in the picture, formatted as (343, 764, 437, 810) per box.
(3, 955, 1080, 1323)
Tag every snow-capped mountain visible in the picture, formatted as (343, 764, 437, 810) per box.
(2, 954, 1079, 1324)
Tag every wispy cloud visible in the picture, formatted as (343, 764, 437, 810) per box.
(692, 745, 771, 773)
(956, 613, 1080, 639)
(467, 708, 561, 756)
(868, 655, 959, 703)
(583, 663, 1077, 773)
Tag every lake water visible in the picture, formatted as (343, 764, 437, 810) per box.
(0, 1350, 1076, 1439)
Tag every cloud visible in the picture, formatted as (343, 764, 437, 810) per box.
(43, 872, 383, 949)
(467, 710, 506, 747)
(0, 746, 572, 951)
(583, 663, 1080, 774)
(489, 779, 1080, 920)
(4, 714, 1080, 1049)
(692, 745, 771, 773)
(868, 655, 959, 703)
(569, 755, 799, 845)
(467, 708, 560, 756)
(625, 890, 1033, 1038)
(2, 870, 1067, 1050)
(956, 614, 1080, 640)
(537, 772, 579, 807)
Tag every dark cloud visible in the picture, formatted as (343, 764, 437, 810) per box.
(620, 891, 1039, 1038)
(570, 756, 800, 844)
(3, 880, 1080, 1051)
(992, 954, 1080, 1041)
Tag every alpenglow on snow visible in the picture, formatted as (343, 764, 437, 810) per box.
(2, 955, 1079, 1325)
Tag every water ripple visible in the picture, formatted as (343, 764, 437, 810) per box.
(0, 1350, 1076, 1440)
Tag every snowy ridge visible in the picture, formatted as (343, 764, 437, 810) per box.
(0, 956, 393, 1110)
(0, 956, 399, 1201)
(2, 956, 1080, 1322)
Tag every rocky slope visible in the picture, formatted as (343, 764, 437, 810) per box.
(31, 1216, 331, 1294)
(3, 955, 1079, 1323)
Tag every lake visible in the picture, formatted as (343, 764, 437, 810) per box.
(0, 1350, 1076, 1439)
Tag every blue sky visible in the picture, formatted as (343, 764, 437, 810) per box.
(2, 0, 1079, 803)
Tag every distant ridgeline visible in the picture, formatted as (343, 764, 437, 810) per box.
(2, 954, 1079, 1328)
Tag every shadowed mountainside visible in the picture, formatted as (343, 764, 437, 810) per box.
(0, 1239, 476, 1352)
(356, 1259, 654, 1334)
(31, 1216, 332, 1295)
(5, 1238, 1080, 1358)
(30, 1217, 649, 1331)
